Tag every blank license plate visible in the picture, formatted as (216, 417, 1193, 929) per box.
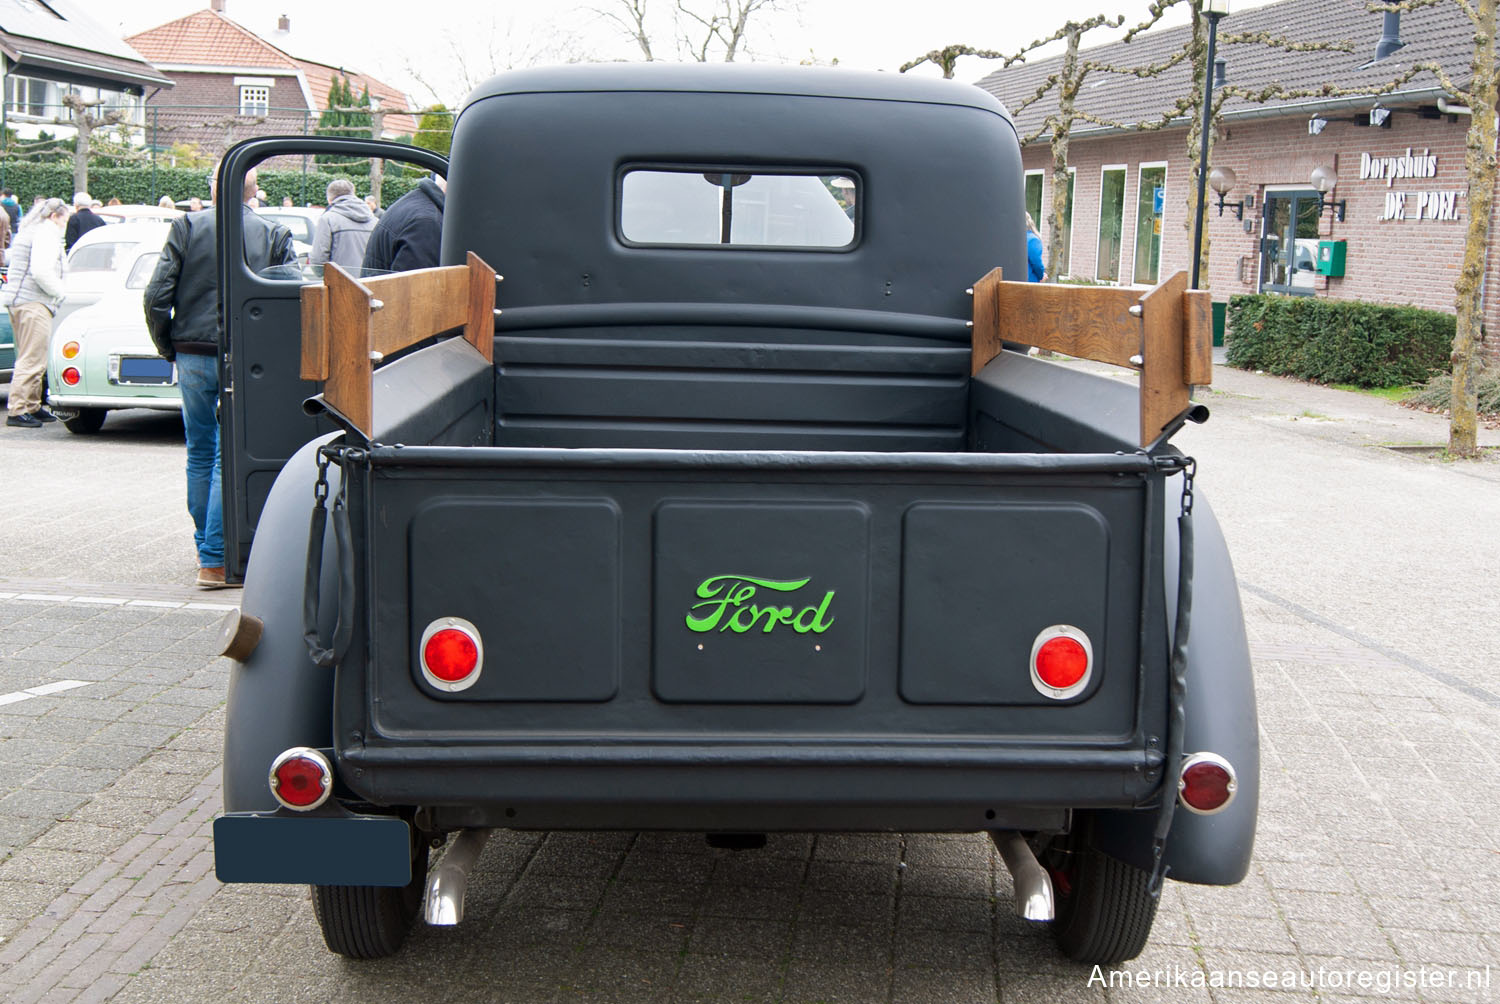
(118, 356, 174, 384)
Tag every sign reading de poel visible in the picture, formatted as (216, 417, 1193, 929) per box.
(1361, 148, 1464, 222)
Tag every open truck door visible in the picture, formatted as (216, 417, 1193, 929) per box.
(216, 138, 448, 580)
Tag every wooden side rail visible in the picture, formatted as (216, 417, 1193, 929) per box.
(971, 268, 1212, 447)
(300, 251, 498, 437)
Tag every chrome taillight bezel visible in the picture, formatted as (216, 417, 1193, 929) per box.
(418, 616, 484, 693)
(1177, 751, 1238, 815)
(1029, 624, 1094, 700)
(268, 746, 333, 811)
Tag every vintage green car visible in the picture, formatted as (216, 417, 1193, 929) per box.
(46, 222, 180, 433)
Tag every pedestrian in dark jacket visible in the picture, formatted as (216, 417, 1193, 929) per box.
(64, 192, 106, 251)
(311, 177, 377, 271)
(143, 167, 296, 589)
(361, 175, 444, 273)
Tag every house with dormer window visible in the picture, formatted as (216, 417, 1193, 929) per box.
(125, 0, 416, 160)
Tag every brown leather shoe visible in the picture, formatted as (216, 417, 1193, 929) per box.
(196, 566, 231, 589)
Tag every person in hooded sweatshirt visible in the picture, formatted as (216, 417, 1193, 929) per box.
(310, 177, 378, 272)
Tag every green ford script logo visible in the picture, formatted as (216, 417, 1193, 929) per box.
(686, 575, 836, 634)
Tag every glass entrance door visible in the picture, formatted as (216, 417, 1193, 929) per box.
(1259, 191, 1322, 294)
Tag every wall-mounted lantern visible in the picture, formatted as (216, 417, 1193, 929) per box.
(1308, 115, 1328, 135)
(1209, 165, 1246, 219)
(1310, 165, 1346, 221)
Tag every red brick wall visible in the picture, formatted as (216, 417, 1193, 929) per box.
(143, 71, 313, 162)
(1022, 108, 1496, 364)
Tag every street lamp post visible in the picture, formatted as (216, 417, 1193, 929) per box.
(1190, 0, 1229, 290)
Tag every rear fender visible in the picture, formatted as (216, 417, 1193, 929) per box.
(1092, 493, 1260, 885)
(222, 434, 344, 814)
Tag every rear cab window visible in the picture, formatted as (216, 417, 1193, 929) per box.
(620, 168, 858, 249)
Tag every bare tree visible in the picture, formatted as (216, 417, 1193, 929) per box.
(60, 94, 128, 195)
(404, 15, 593, 108)
(1358, 0, 1496, 458)
(598, 0, 789, 62)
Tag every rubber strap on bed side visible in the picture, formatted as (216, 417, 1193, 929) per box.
(1149, 507, 1194, 896)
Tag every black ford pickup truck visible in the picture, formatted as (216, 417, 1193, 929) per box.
(210, 64, 1258, 966)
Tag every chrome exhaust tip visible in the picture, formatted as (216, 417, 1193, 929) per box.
(423, 828, 491, 925)
(992, 830, 1055, 922)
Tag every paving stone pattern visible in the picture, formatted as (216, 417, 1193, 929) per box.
(0, 382, 1497, 1002)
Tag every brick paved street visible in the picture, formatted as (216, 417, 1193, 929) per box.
(0, 378, 1497, 1003)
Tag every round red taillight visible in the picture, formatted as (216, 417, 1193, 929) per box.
(1030, 626, 1093, 699)
(61, 366, 81, 386)
(1178, 752, 1237, 814)
(269, 747, 332, 810)
(419, 617, 483, 692)
(61, 341, 80, 359)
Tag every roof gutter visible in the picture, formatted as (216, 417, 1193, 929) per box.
(11, 51, 175, 91)
(1017, 85, 1454, 145)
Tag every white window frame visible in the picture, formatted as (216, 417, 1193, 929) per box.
(1131, 161, 1169, 287)
(1094, 164, 1129, 284)
(239, 84, 270, 117)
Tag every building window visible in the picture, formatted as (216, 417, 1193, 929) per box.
(1096, 166, 1127, 283)
(5, 74, 55, 119)
(239, 85, 269, 117)
(1133, 164, 1166, 285)
(1024, 170, 1043, 229)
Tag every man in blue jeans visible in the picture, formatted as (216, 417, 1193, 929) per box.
(145, 167, 296, 587)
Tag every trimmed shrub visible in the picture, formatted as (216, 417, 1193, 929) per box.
(1225, 294, 1453, 387)
(0, 161, 423, 210)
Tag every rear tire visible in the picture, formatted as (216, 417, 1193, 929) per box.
(62, 408, 106, 434)
(1045, 820, 1159, 965)
(312, 829, 428, 959)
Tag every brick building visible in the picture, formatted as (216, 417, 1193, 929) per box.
(0, 0, 171, 141)
(975, 0, 1497, 360)
(124, 1, 417, 160)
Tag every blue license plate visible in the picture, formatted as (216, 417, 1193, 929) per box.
(118, 356, 174, 384)
(214, 812, 412, 885)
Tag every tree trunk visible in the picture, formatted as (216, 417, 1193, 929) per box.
(1450, 0, 1495, 458)
(1183, 3, 1213, 284)
(66, 97, 93, 196)
(1044, 30, 1083, 283)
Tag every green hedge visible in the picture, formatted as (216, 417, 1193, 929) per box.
(1224, 294, 1453, 387)
(0, 161, 423, 210)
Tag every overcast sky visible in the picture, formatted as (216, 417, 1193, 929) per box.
(114, 0, 1281, 109)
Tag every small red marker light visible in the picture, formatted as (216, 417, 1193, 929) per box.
(269, 748, 332, 810)
(419, 617, 484, 692)
(1178, 752, 1237, 814)
(1030, 626, 1093, 699)
(62, 366, 81, 386)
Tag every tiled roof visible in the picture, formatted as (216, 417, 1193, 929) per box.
(975, 0, 1477, 141)
(126, 9, 298, 69)
(127, 8, 420, 136)
(295, 59, 418, 137)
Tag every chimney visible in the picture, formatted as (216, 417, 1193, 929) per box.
(210, 0, 225, 11)
(277, 14, 290, 31)
(1375, 11, 1404, 61)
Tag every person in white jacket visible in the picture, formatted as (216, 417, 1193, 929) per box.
(5, 197, 69, 428)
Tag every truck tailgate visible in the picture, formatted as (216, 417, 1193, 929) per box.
(334, 446, 1174, 817)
